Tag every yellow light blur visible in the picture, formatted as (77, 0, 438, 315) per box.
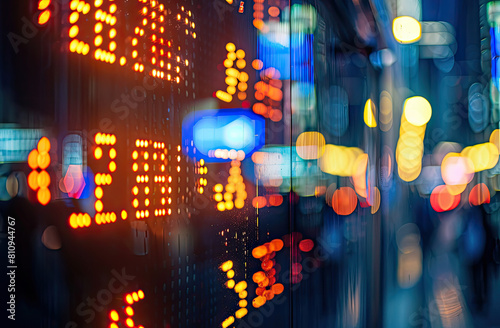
(216, 90, 233, 103)
(95, 200, 103, 212)
(236, 59, 246, 69)
(234, 281, 247, 293)
(69, 25, 79, 38)
(461, 142, 499, 172)
(235, 308, 248, 319)
(226, 279, 236, 289)
(214, 183, 224, 192)
(95, 187, 103, 199)
(296, 132, 326, 160)
(226, 43, 236, 52)
(69, 39, 79, 52)
(217, 202, 226, 211)
(94, 35, 103, 47)
(227, 52, 237, 61)
(220, 260, 233, 272)
(236, 49, 245, 59)
(94, 22, 103, 34)
(225, 76, 238, 86)
(222, 316, 235, 328)
(109, 310, 119, 321)
(393, 16, 422, 44)
(403, 96, 432, 127)
(226, 67, 240, 78)
(364, 99, 377, 128)
(239, 72, 249, 82)
(69, 12, 79, 24)
(94, 147, 103, 159)
(319, 145, 364, 176)
(238, 82, 247, 92)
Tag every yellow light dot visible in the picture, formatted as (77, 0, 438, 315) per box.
(236, 49, 245, 59)
(226, 43, 236, 52)
(94, 35, 103, 47)
(94, 147, 103, 159)
(393, 16, 422, 44)
(95, 200, 103, 212)
(403, 96, 432, 127)
(69, 12, 79, 24)
(95, 187, 103, 199)
(69, 39, 79, 52)
(296, 132, 326, 160)
(69, 25, 79, 38)
(109, 161, 116, 172)
(364, 99, 377, 128)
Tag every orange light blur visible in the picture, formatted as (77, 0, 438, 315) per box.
(28, 149, 39, 169)
(28, 171, 39, 190)
(37, 188, 51, 205)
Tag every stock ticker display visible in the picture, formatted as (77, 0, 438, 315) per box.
(1, 0, 500, 327)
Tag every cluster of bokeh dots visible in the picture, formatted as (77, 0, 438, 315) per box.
(27, 137, 52, 205)
(108, 289, 145, 328)
(216, 43, 249, 103)
(37, 0, 52, 25)
(251, 66, 283, 122)
(214, 160, 246, 211)
(251, 239, 285, 308)
(220, 260, 248, 327)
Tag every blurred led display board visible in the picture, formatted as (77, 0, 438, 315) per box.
(182, 109, 265, 162)
(68, 132, 186, 229)
(44, 0, 196, 83)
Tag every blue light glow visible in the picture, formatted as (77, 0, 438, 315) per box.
(182, 108, 265, 162)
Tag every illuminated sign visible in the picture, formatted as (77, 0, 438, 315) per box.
(68, 132, 181, 229)
(62, 0, 195, 82)
(130, 138, 170, 219)
(182, 109, 265, 162)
